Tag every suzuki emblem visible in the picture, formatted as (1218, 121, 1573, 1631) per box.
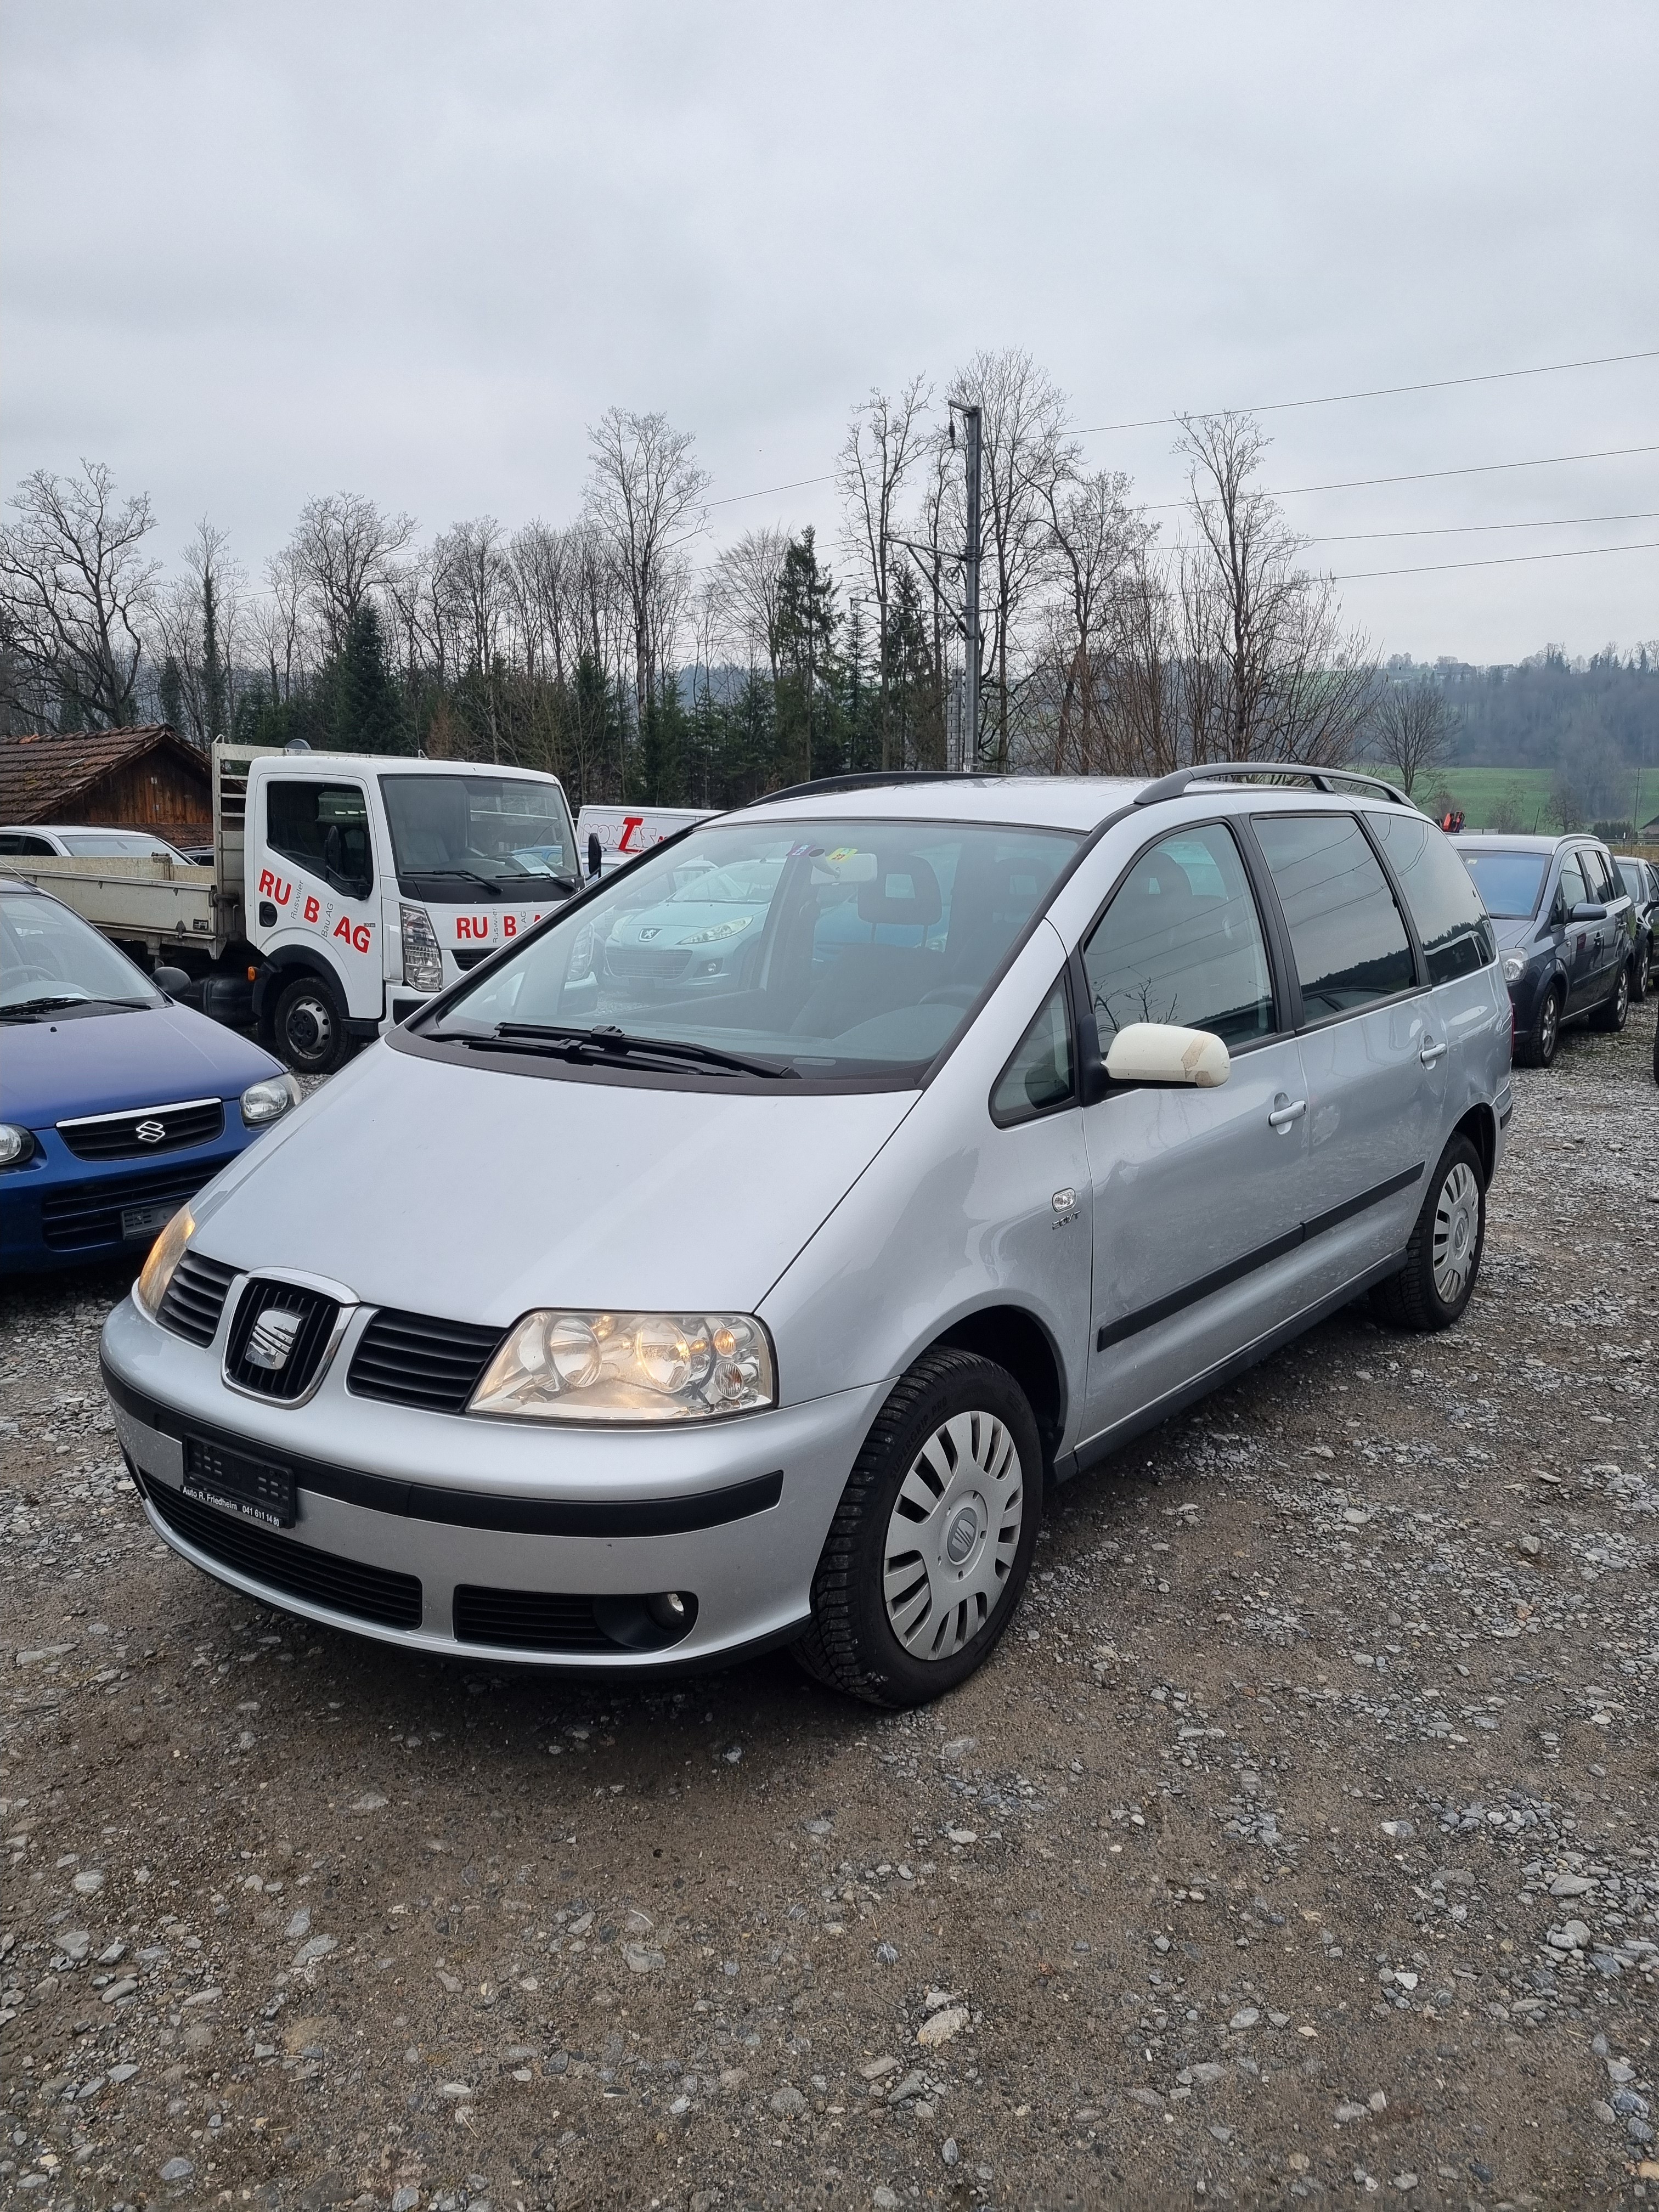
(134, 1119, 166, 1145)
(246, 1308, 304, 1372)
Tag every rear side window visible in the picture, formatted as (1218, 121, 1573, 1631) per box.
(1368, 812, 1496, 984)
(991, 977, 1075, 1125)
(1253, 812, 1415, 1020)
(1082, 822, 1276, 1047)
(267, 781, 373, 900)
(0, 832, 56, 855)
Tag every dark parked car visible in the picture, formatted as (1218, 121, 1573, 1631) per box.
(1453, 833, 1634, 1066)
(1614, 855, 1658, 1000)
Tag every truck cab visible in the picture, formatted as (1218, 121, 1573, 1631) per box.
(245, 752, 579, 1073)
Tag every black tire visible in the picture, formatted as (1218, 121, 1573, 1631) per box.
(1632, 935, 1650, 1003)
(1374, 1132, 1486, 1334)
(1590, 960, 1631, 1033)
(794, 1348, 1043, 1708)
(1518, 981, 1562, 1068)
(273, 973, 348, 1075)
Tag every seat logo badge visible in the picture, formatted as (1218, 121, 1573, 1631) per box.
(135, 1119, 166, 1144)
(945, 1504, 980, 1566)
(246, 1308, 304, 1372)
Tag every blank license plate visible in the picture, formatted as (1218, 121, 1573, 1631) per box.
(182, 1438, 297, 1530)
(121, 1202, 175, 1242)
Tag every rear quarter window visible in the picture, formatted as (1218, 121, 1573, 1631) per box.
(1368, 811, 1496, 984)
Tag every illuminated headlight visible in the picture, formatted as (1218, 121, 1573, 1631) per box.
(0, 1123, 35, 1168)
(400, 902, 444, 992)
(240, 1073, 302, 1126)
(681, 916, 753, 946)
(1500, 950, 1528, 985)
(470, 1310, 776, 1423)
(134, 1205, 195, 1318)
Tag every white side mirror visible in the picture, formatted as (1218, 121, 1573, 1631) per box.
(1104, 1021, 1231, 1089)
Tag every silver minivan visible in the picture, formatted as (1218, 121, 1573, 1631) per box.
(101, 767, 1512, 1706)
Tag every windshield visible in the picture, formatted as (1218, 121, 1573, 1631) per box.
(0, 891, 162, 1014)
(380, 774, 577, 901)
(431, 816, 1080, 1082)
(1457, 848, 1548, 920)
(57, 830, 187, 860)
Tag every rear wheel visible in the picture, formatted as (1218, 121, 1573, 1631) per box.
(794, 1348, 1042, 1708)
(274, 973, 348, 1075)
(1590, 960, 1630, 1033)
(1374, 1133, 1486, 1334)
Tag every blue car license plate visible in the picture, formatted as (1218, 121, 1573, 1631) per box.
(121, 1202, 176, 1242)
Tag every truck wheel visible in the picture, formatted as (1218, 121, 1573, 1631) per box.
(1590, 961, 1630, 1033)
(274, 974, 348, 1075)
(1374, 1133, 1485, 1334)
(794, 1348, 1042, 1708)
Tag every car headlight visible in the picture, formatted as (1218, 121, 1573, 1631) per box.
(401, 902, 444, 992)
(0, 1123, 36, 1169)
(469, 1309, 775, 1423)
(240, 1073, 302, 1126)
(134, 1205, 195, 1318)
(1500, 950, 1528, 985)
(681, 916, 753, 946)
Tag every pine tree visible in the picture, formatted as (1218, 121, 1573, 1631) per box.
(332, 604, 404, 754)
(636, 668, 687, 804)
(158, 654, 184, 736)
(201, 571, 227, 740)
(776, 528, 840, 784)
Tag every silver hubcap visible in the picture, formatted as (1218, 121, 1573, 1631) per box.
(287, 997, 334, 1060)
(1432, 1161, 1480, 1305)
(883, 1410, 1024, 1662)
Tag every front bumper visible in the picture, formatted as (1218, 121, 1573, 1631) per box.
(100, 1292, 882, 1670)
(0, 1125, 256, 1274)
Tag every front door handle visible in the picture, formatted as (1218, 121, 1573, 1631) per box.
(1268, 1096, 1306, 1131)
(1419, 1038, 1448, 1065)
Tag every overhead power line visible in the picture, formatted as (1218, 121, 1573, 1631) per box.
(1143, 442, 1659, 511)
(1330, 539, 1659, 582)
(1072, 346, 1659, 436)
(1301, 508, 1659, 546)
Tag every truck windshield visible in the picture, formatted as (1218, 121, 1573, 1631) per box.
(430, 816, 1080, 1084)
(1457, 849, 1548, 920)
(380, 775, 578, 901)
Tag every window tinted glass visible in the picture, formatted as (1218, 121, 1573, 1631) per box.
(1082, 823, 1275, 1047)
(0, 833, 56, 855)
(991, 978, 1075, 1124)
(1459, 848, 1547, 919)
(1556, 855, 1587, 913)
(380, 774, 577, 900)
(1617, 859, 1644, 900)
(1369, 811, 1495, 984)
(1581, 849, 1616, 902)
(1253, 812, 1415, 1019)
(439, 817, 1078, 1084)
(267, 782, 373, 899)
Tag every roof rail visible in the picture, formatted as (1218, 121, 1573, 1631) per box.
(746, 770, 979, 808)
(1133, 762, 1414, 809)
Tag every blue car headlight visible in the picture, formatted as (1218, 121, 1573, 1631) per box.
(0, 1123, 36, 1168)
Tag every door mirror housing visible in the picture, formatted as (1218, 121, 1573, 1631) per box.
(1570, 901, 1607, 924)
(1104, 1022, 1231, 1089)
(152, 964, 192, 996)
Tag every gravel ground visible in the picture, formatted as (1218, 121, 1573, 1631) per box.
(2, 1007, 1655, 2212)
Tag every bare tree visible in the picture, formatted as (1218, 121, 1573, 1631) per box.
(251, 542, 309, 704)
(1176, 414, 1376, 766)
(712, 527, 791, 680)
(0, 461, 159, 729)
(434, 517, 510, 760)
(149, 521, 245, 746)
(837, 377, 930, 769)
(584, 409, 708, 735)
(286, 492, 416, 658)
(1369, 674, 1452, 794)
(1039, 469, 1143, 773)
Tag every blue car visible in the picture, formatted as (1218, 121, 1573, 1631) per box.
(1, 878, 300, 1272)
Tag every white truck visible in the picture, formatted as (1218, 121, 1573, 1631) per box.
(0, 742, 580, 1072)
(575, 802, 717, 878)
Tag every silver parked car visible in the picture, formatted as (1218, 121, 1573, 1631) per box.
(101, 766, 1512, 1707)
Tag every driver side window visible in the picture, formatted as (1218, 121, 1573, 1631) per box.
(267, 781, 373, 901)
(1081, 823, 1276, 1047)
(1555, 855, 1587, 919)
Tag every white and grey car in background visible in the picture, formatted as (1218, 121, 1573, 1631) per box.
(101, 766, 1512, 1707)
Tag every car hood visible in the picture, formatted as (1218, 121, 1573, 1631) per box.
(1489, 915, 1542, 952)
(1, 1002, 281, 1128)
(188, 1041, 918, 1322)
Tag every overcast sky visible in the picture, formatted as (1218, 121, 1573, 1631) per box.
(3, 0, 1655, 665)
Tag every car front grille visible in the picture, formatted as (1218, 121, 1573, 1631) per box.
(156, 1251, 239, 1346)
(144, 1478, 422, 1629)
(224, 1279, 341, 1401)
(605, 944, 693, 981)
(451, 949, 492, 972)
(41, 1161, 220, 1252)
(347, 1308, 505, 1415)
(453, 1584, 612, 1650)
(58, 1098, 224, 1160)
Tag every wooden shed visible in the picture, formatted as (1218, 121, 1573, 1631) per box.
(0, 725, 211, 841)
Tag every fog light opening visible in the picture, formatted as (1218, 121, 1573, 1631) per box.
(648, 1590, 689, 1631)
(591, 1590, 700, 1652)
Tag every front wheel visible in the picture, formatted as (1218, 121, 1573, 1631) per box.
(1520, 982, 1562, 1068)
(794, 1349, 1042, 1708)
(1632, 937, 1650, 1003)
(1590, 960, 1631, 1033)
(1374, 1133, 1486, 1334)
(274, 974, 348, 1075)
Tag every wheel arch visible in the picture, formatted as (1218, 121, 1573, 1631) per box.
(928, 1304, 1068, 1477)
(1453, 1102, 1497, 1189)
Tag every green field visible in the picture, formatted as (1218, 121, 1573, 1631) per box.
(1355, 763, 1655, 836)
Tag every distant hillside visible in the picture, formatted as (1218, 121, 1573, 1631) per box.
(1392, 647, 1657, 812)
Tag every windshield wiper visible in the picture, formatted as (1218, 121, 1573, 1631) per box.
(0, 993, 154, 1018)
(410, 867, 505, 896)
(484, 1022, 799, 1080)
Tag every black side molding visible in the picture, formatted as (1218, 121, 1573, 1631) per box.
(100, 1358, 785, 1538)
(1096, 1163, 1424, 1352)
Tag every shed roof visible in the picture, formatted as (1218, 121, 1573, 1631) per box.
(0, 726, 208, 824)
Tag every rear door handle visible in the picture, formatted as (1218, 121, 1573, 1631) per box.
(1419, 1039, 1447, 1065)
(1268, 1097, 1306, 1131)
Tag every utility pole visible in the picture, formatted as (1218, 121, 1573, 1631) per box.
(962, 405, 981, 771)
